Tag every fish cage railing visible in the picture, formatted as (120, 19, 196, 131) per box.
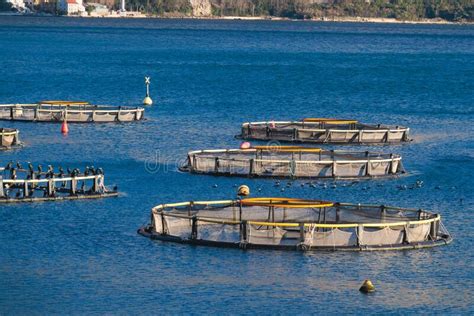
(139, 199, 451, 251)
(0, 128, 20, 148)
(0, 174, 117, 202)
(182, 148, 403, 179)
(0, 103, 144, 122)
(238, 120, 410, 144)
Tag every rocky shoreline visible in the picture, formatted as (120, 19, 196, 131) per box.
(2, 11, 472, 25)
(72, 14, 473, 25)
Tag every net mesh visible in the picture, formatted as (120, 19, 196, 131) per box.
(0, 104, 144, 122)
(150, 200, 444, 249)
(185, 149, 403, 178)
(239, 121, 409, 144)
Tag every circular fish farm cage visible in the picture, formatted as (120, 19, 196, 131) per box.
(0, 128, 20, 149)
(138, 197, 451, 251)
(0, 163, 118, 203)
(180, 146, 405, 179)
(0, 101, 144, 123)
(237, 118, 410, 144)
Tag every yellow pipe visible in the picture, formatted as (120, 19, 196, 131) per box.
(303, 118, 358, 124)
(247, 215, 440, 228)
(39, 100, 90, 106)
(241, 197, 333, 208)
(252, 146, 322, 153)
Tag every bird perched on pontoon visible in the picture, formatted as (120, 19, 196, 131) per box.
(28, 162, 34, 176)
(69, 168, 79, 177)
(10, 168, 17, 180)
(5, 161, 13, 170)
(37, 165, 43, 179)
(46, 165, 54, 178)
(58, 167, 64, 177)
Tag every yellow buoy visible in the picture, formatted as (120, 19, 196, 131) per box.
(143, 76, 153, 105)
(359, 279, 375, 293)
(237, 185, 250, 197)
(143, 96, 153, 106)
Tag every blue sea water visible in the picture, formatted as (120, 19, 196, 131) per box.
(0, 16, 473, 314)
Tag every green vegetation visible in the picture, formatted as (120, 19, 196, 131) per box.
(208, 0, 473, 21)
(86, 5, 94, 15)
(0, 0, 13, 11)
(125, 0, 193, 15)
(117, 0, 474, 22)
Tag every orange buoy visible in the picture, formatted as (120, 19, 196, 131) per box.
(61, 120, 69, 134)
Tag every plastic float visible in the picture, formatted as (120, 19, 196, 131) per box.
(0, 163, 118, 203)
(0, 101, 144, 123)
(237, 118, 410, 144)
(179, 146, 405, 179)
(0, 128, 21, 149)
(138, 196, 451, 251)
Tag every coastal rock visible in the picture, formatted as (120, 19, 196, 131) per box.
(190, 0, 211, 16)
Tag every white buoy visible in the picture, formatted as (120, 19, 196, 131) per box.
(240, 141, 251, 149)
(143, 76, 153, 105)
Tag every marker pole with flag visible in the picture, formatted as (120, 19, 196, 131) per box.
(143, 76, 153, 105)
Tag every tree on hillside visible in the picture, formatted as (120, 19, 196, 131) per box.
(103, 0, 473, 21)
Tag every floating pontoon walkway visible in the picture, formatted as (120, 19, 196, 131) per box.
(237, 118, 410, 144)
(138, 197, 451, 251)
(180, 146, 405, 179)
(0, 101, 144, 123)
(0, 164, 118, 203)
(0, 128, 20, 149)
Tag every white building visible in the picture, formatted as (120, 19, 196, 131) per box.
(7, 0, 26, 10)
(58, 0, 85, 15)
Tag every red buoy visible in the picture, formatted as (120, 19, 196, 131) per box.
(61, 120, 69, 134)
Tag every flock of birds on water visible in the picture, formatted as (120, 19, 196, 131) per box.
(2, 162, 458, 200)
(208, 179, 460, 193)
